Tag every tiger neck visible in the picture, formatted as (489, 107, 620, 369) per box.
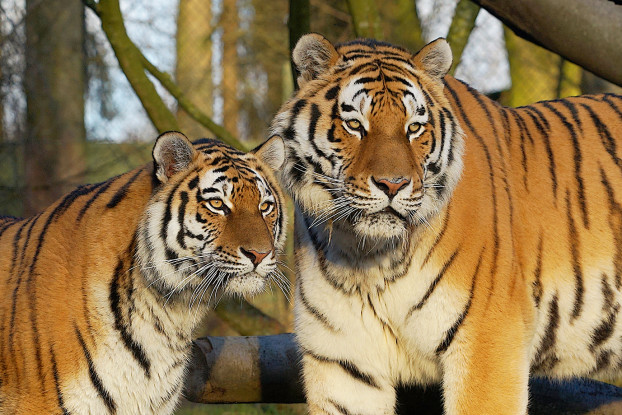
(297, 208, 427, 293)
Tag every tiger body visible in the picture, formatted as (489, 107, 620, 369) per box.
(274, 35, 622, 414)
(0, 133, 286, 414)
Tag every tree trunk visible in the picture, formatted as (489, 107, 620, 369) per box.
(220, 0, 239, 138)
(24, 0, 86, 215)
(500, 28, 562, 107)
(288, 0, 310, 89)
(379, 0, 424, 52)
(176, 0, 213, 139)
(470, 0, 622, 86)
(346, 0, 382, 39)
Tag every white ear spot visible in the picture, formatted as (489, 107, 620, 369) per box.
(252, 135, 285, 171)
(292, 33, 339, 88)
(152, 131, 197, 183)
(412, 38, 453, 79)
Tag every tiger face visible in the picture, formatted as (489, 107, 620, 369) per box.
(272, 35, 463, 241)
(138, 132, 286, 301)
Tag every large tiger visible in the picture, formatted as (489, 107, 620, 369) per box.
(0, 132, 286, 414)
(271, 34, 622, 415)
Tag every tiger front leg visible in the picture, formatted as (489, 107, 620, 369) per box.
(301, 353, 397, 415)
(440, 308, 530, 415)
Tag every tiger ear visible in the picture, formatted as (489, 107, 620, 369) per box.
(292, 33, 339, 88)
(251, 135, 285, 171)
(153, 131, 197, 183)
(412, 38, 452, 79)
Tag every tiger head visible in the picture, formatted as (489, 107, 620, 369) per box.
(272, 35, 463, 242)
(138, 132, 287, 302)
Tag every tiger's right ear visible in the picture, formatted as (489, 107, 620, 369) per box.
(292, 33, 339, 88)
(153, 131, 197, 183)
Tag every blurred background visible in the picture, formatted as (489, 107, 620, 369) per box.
(1, 0, 620, 413)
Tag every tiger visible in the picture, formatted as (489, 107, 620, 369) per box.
(270, 33, 622, 415)
(0, 131, 287, 414)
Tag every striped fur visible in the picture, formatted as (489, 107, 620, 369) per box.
(0, 132, 286, 414)
(272, 34, 622, 415)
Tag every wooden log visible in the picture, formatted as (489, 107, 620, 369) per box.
(184, 334, 622, 414)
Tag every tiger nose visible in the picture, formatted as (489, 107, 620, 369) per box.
(371, 177, 410, 198)
(240, 248, 270, 266)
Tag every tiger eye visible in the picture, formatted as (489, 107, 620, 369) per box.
(346, 119, 361, 130)
(408, 123, 423, 134)
(208, 199, 224, 209)
(260, 201, 273, 213)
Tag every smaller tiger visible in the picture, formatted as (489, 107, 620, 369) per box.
(0, 132, 286, 414)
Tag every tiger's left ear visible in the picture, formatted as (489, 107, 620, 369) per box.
(292, 33, 340, 88)
(412, 38, 452, 79)
(251, 135, 285, 171)
(153, 131, 198, 183)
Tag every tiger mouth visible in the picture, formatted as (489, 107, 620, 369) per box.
(378, 206, 407, 220)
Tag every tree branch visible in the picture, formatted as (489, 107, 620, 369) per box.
(93, 0, 179, 132)
(185, 333, 622, 414)
(446, 0, 480, 76)
(470, 0, 622, 86)
(140, 55, 245, 150)
(86, 0, 242, 150)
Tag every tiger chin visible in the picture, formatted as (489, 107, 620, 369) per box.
(0, 131, 286, 414)
(273, 33, 622, 415)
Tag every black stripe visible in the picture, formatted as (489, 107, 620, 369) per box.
(541, 102, 588, 228)
(532, 233, 544, 308)
(325, 85, 340, 100)
(445, 83, 500, 301)
(75, 325, 116, 412)
(106, 168, 144, 208)
(565, 190, 584, 321)
(50, 344, 71, 415)
(110, 259, 152, 377)
(602, 94, 622, 119)
(436, 248, 483, 354)
(77, 179, 116, 222)
(298, 278, 339, 332)
(527, 105, 558, 201)
(589, 295, 619, 351)
(558, 99, 582, 132)
(408, 249, 459, 316)
(421, 209, 450, 268)
(329, 399, 355, 415)
(532, 294, 560, 371)
(599, 167, 622, 289)
(580, 103, 622, 176)
(305, 352, 379, 389)
(0, 217, 18, 239)
(176, 191, 189, 249)
(512, 111, 530, 190)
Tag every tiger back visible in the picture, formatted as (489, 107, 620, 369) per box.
(0, 132, 286, 414)
(272, 34, 622, 415)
